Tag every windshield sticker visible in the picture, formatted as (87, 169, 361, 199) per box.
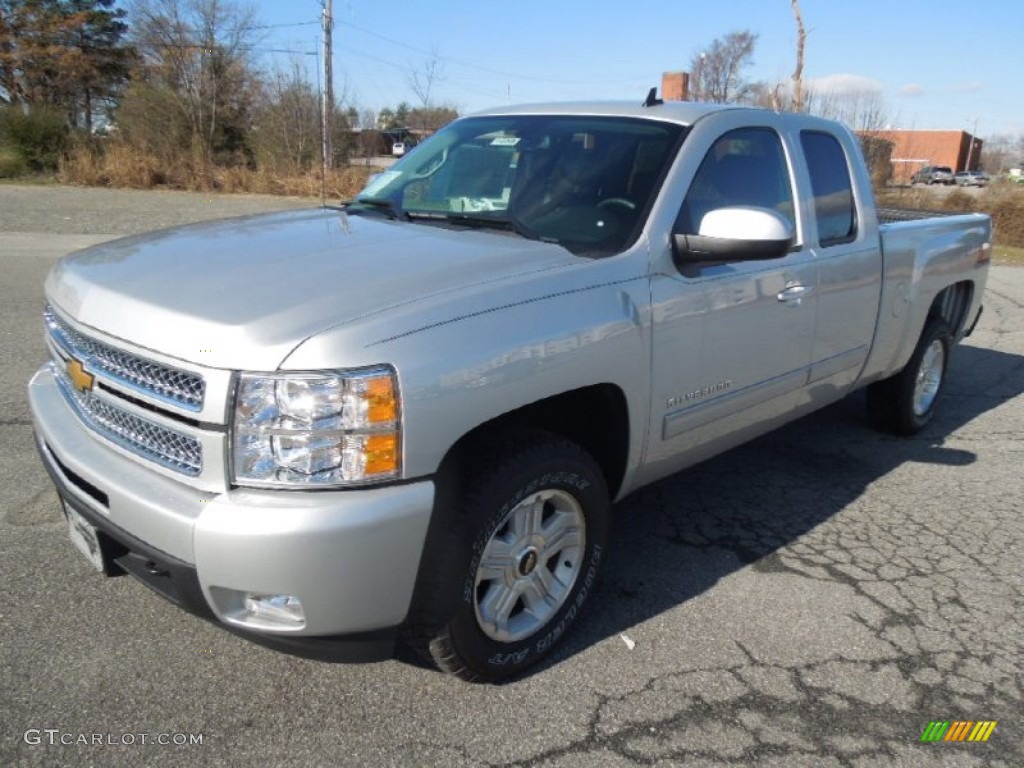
(361, 170, 401, 197)
(490, 137, 521, 147)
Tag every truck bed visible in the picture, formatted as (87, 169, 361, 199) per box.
(877, 207, 960, 224)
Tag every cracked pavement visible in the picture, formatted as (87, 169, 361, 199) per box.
(0, 185, 1021, 767)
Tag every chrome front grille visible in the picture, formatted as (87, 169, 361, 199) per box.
(53, 366, 203, 476)
(44, 304, 205, 411)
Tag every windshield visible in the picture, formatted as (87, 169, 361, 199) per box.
(351, 115, 686, 256)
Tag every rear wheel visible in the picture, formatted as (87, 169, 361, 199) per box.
(404, 431, 610, 682)
(868, 318, 953, 435)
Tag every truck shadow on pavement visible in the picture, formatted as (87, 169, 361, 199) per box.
(542, 342, 1024, 674)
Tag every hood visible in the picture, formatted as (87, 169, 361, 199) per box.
(46, 208, 577, 369)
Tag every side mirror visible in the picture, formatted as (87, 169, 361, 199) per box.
(672, 206, 795, 267)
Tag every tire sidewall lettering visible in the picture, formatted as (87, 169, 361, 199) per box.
(533, 543, 602, 656)
(430, 438, 611, 680)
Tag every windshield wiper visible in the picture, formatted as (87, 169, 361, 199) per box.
(342, 198, 408, 221)
(429, 212, 543, 241)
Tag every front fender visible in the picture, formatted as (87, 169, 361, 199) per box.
(282, 266, 652, 494)
(379, 277, 652, 489)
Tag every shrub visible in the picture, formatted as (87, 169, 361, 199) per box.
(59, 138, 376, 199)
(876, 186, 1024, 248)
(988, 195, 1024, 248)
(0, 108, 69, 172)
(0, 147, 28, 178)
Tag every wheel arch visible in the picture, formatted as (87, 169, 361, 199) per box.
(438, 383, 630, 501)
(927, 280, 974, 340)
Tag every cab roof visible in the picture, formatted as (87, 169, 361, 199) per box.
(467, 100, 751, 126)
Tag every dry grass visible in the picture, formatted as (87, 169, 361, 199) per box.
(992, 245, 1024, 266)
(876, 184, 1024, 249)
(52, 144, 1024, 253)
(58, 142, 375, 200)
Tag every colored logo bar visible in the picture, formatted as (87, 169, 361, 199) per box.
(920, 721, 997, 743)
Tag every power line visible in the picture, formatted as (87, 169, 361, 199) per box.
(339, 19, 653, 86)
(341, 47, 512, 101)
(145, 41, 316, 55)
(240, 21, 320, 31)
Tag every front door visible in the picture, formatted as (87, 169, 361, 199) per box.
(645, 124, 817, 481)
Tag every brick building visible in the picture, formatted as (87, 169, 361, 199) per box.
(657, 72, 983, 186)
(868, 130, 983, 184)
(661, 72, 691, 102)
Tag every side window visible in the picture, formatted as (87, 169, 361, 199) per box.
(801, 131, 856, 246)
(678, 127, 795, 234)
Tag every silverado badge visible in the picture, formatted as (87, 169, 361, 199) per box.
(66, 357, 94, 393)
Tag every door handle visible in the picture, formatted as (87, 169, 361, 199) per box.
(777, 283, 812, 304)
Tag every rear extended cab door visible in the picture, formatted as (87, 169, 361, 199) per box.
(794, 121, 883, 408)
(639, 109, 818, 484)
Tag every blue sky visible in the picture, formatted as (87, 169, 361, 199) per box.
(249, 0, 1023, 137)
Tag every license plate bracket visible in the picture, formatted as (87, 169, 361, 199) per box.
(62, 498, 108, 574)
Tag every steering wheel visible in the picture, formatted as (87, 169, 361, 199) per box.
(597, 197, 636, 211)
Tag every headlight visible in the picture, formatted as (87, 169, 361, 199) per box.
(232, 367, 400, 488)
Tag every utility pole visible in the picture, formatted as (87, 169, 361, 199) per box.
(965, 117, 979, 172)
(321, 0, 334, 182)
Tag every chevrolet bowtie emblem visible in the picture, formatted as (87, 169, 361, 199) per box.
(67, 357, 95, 393)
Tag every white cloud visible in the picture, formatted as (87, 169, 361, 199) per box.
(898, 83, 925, 97)
(807, 74, 885, 96)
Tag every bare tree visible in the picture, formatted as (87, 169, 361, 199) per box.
(407, 47, 444, 111)
(807, 86, 888, 132)
(127, 0, 260, 164)
(251, 59, 319, 172)
(689, 30, 759, 103)
(791, 0, 807, 112)
(807, 84, 894, 186)
(359, 107, 375, 131)
(981, 133, 1024, 175)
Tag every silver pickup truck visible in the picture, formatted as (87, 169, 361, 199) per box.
(29, 101, 991, 681)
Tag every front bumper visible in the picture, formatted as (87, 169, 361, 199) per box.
(29, 365, 434, 657)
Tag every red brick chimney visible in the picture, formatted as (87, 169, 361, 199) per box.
(662, 71, 690, 101)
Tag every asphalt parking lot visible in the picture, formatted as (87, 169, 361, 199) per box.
(1, 184, 1021, 767)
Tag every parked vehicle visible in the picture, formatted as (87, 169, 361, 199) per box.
(911, 165, 955, 185)
(955, 170, 989, 187)
(29, 101, 991, 681)
(392, 142, 406, 156)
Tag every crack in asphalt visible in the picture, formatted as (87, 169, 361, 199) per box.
(456, 286, 1024, 767)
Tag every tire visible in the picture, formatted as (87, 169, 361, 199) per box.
(867, 318, 953, 435)
(403, 430, 610, 682)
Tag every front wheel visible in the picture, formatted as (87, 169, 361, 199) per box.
(404, 431, 610, 682)
(867, 318, 953, 435)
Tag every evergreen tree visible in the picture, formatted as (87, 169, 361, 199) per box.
(0, 0, 133, 129)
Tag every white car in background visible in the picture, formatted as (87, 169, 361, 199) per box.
(954, 171, 989, 187)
